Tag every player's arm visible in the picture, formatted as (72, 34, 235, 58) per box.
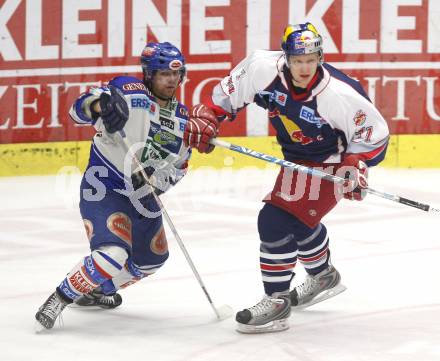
(322, 90, 389, 200)
(131, 148, 191, 197)
(69, 84, 129, 134)
(69, 86, 105, 126)
(183, 51, 279, 153)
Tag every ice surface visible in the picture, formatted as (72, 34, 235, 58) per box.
(1, 167, 439, 361)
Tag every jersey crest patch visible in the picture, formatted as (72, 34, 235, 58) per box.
(274, 90, 287, 106)
(354, 110, 367, 126)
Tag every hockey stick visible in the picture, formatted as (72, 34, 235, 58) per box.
(211, 138, 440, 214)
(119, 130, 233, 320)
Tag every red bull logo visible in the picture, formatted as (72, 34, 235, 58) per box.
(291, 130, 314, 145)
(142, 47, 155, 57)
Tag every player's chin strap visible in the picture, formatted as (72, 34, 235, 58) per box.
(118, 129, 230, 320)
(210, 138, 440, 214)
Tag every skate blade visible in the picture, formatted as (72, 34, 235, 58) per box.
(68, 303, 112, 309)
(215, 304, 234, 321)
(236, 318, 289, 334)
(293, 283, 347, 310)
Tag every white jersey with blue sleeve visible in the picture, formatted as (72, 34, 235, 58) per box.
(207, 50, 389, 166)
(69, 76, 191, 193)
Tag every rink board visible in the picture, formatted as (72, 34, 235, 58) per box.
(1, 135, 439, 177)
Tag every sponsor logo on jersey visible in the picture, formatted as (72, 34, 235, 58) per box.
(268, 109, 281, 118)
(274, 90, 287, 106)
(150, 226, 168, 255)
(179, 107, 189, 117)
(180, 121, 186, 131)
(149, 122, 160, 135)
(131, 97, 155, 114)
(84, 256, 96, 275)
(107, 212, 132, 245)
(160, 117, 175, 130)
(141, 138, 170, 162)
(235, 68, 246, 80)
(291, 130, 315, 145)
(279, 114, 324, 145)
(354, 110, 367, 126)
(59, 281, 78, 299)
(225, 76, 235, 94)
(69, 269, 96, 293)
(122, 82, 147, 92)
(299, 105, 324, 128)
(153, 130, 177, 146)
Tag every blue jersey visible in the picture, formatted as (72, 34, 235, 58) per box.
(69, 75, 191, 192)
(208, 50, 389, 166)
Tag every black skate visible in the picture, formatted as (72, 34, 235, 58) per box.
(74, 288, 122, 309)
(290, 265, 347, 309)
(236, 295, 291, 334)
(35, 291, 70, 331)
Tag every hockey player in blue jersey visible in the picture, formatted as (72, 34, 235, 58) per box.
(184, 23, 389, 333)
(35, 42, 191, 330)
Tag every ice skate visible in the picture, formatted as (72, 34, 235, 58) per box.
(235, 295, 291, 334)
(290, 265, 347, 310)
(35, 291, 69, 331)
(74, 288, 122, 309)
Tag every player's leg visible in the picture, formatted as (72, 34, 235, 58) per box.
(110, 205, 169, 290)
(75, 196, 168, 309)
(290, 222, 346, 309)
(35, 184, 132, 330)
(73, 278, 122, 309)
(236, 203, 297, 333)
(35, 245, 129, 330)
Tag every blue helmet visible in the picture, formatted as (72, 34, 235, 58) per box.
(281, 22, 323, 63)
(140, 42, 186, 82)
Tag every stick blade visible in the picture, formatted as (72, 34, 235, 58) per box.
(215, 304, 234, 321)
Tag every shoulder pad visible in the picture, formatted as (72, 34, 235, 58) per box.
(108, 76, 147, 95)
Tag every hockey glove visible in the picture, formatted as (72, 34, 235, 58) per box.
(341, 154, 369, 201)
(183, 104, 220, 153)
(131, 160, 189, 197)
(100, 85, 129, 134)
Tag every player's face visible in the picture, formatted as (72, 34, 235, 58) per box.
(150, 69, 181, 104)
(287, 53, 320, 88)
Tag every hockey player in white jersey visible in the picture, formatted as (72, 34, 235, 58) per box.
(184, 23, 389, 333)
(35, 42, 191, 330)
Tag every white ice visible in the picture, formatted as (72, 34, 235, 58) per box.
(1, 167, 439, 361)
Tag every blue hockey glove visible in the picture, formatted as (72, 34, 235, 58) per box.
(99, 85, 129, 133)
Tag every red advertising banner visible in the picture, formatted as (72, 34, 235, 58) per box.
(1, 0, 439, 144)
